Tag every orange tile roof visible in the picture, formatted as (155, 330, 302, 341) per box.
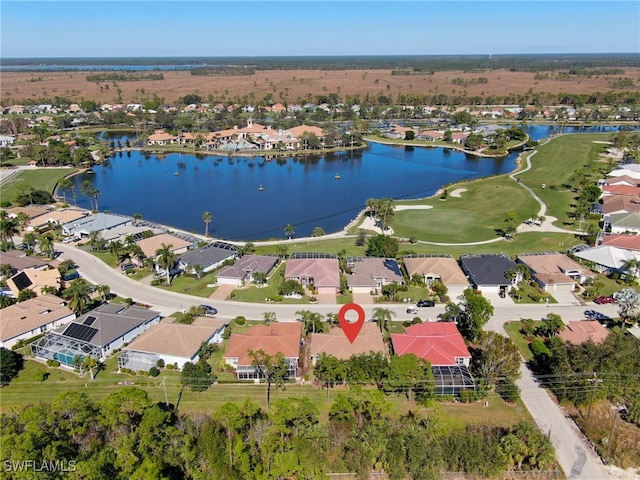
(559, 321, 609, 345)
(309, 323, 385, 360)
(225, 323, 302, 365)
(601, 234, 640, 251)
(391, 323, 470, 366)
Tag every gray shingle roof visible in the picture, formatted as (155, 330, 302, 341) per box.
(179, 241, 237, 269)
(459, 253, 517, 287)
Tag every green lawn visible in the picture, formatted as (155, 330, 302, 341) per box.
(504, 320, 545, 361)
(515, 133, 613, 228)
(391, 175, 540, 243)
(156, 271, 219, 298)
(2, 357, 531, 428)
(0, 168, 77, 204)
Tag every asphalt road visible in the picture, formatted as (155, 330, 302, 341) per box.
(56, 243, 617, 479)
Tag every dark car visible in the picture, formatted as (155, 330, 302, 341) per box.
(62, 271, 80, 281)
(417, 299, 436, 307)
(120, 263, 136, 272)
(199, 304, 218, 316)
(593, 296, 615, 304)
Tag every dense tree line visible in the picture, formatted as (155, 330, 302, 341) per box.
(529, 331, 640, 425)
(0, 386, 557, 479)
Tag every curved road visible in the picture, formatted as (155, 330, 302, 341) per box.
(57, 242, 614, 479)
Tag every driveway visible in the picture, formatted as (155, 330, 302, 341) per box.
(209, 284, 235, 301)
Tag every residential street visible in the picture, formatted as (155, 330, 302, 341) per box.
(56, 242, 619, 479)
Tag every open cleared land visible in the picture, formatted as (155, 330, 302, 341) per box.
(0, 168, 77, 203)
(3, 67, 640, 105)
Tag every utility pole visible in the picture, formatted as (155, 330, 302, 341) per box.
(605, 403, 626, 465)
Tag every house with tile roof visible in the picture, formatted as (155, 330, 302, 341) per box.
(28, 209, 88, 232)
(7, 267, 61, 297)
(404, 254, 469, 297)
(135, 233, 192, 260)
(4, 205, 52, 220)
(224, 323, 302, 379)
(0, 250, 49, 272)
(391, 322, 476, 395)
(559, 320, 609, 345)
(147, 131, 178, 145)
(284, 253, 340, 294)
(516, 252, 596, 292)
(601, 234, 640, 251)
(216, 254, 279, 287)
(346, 257, 404, 294)
(309, 323, 385, 365)
(602, 185, 640, 197)
(119, 317, 228, 370)
(0, 295, 75, 349)
(31, 303, 161, 365)
(459, 253, 519, 294)
(391, 323, 471, 367)
(602, 196, 640, 215)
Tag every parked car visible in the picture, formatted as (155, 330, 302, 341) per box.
(406, 307, 419, 314)
(584, 309, 610, 321)
(62, 271, 80, 281)
(593, 295, 615, 304)
(120, 263, 136, 272)
(416, 299, 436, 307)
(199, 304, 218, 316)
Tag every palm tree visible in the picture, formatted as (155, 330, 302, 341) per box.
(81, 356, 99, 380)
(326, 312, 339, 327)
(263, 311, 277, 324)
(0, 212, 18, 245)
(202, 211, 212, 237)
(15, 212, 30, 232)
(296, 310, 324, 335)
(109, 240, 125, 263)
(63, 279, 93, 315)
(193, 264, 204, 280)
(58, 178, 73, 205)
(37, 233, 54, 259)
(622, 258, 640, 284)
(284, 224, 295, 240)
(372, 307, 395, 335)
(96, 284, 111, 302)
(0, 263, 16, 278)
(133, 213, 143, 226)
(22, 232, 37, 252)
(88, 231, 105, 251)
(155, 243, 177, 285)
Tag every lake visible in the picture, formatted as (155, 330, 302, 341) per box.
(71, 125, 628, 241)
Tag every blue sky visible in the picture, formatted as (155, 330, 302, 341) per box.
(1, 1, 639, 58)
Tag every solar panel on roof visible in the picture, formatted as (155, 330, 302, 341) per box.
(64, 323, 98, 343)
(11, 272, 32, 291)
(83, 315, 97, 326)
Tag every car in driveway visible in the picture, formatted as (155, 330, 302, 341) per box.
(199, 304, 218, 316)
(416, 299, 436, 307)
(593, 296, 615, 304)
(120, 263, 136, 272)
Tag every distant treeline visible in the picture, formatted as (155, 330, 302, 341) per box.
(190, 66, 255, 76)
(86, 73, 164, 82)
(3, 53, 640, 72)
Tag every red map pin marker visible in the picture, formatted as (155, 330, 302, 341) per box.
(338, 303, 366, 344)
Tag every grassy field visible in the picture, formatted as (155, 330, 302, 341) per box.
(515, 133, 613, 228)
(0, 168, 77, 204)
(1, 356, 532, 429)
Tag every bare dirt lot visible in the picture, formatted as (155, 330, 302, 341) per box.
(2, 67, 639, 105)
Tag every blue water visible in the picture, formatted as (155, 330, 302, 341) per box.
(72, 125, 630, 241)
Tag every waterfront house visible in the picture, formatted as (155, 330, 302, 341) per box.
(284, 253, 340, 295)
(216, 254, 279, 287)
(178, 241, 237, 274)
(62, 213, 132, 238)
